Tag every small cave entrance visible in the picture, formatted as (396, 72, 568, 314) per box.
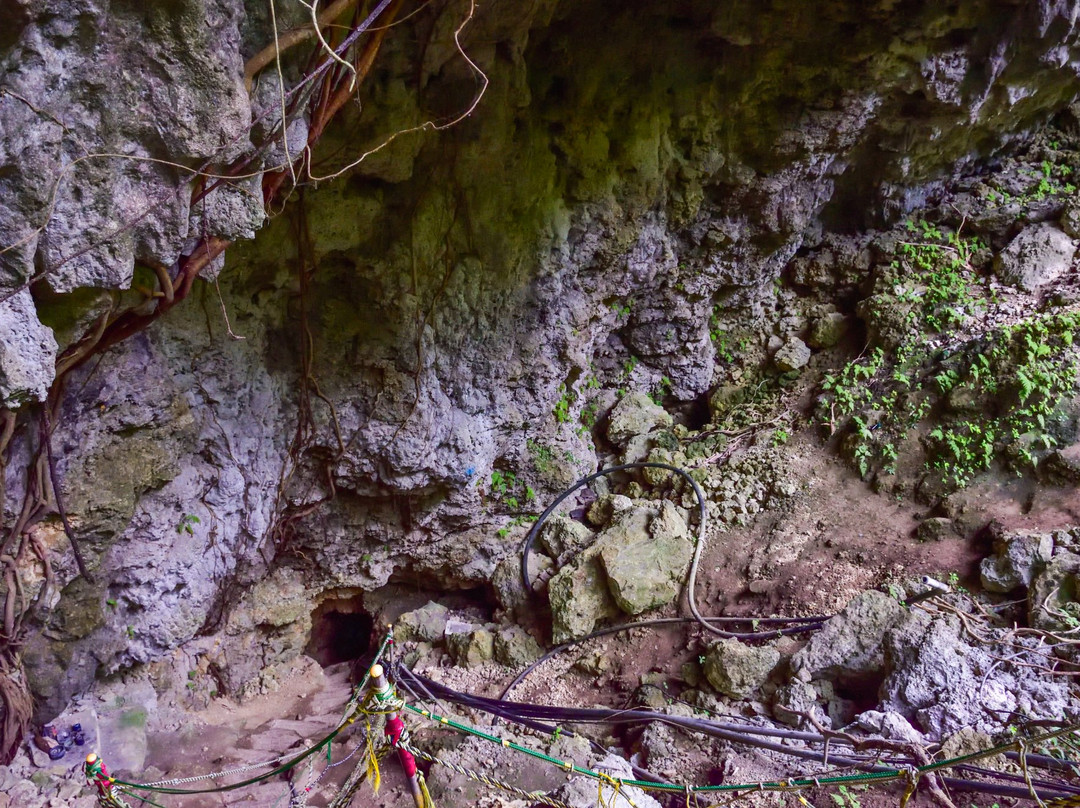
(305, 597, 375, 668)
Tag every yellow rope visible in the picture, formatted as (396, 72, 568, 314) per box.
(417, 769, 437, 808)
(598, 771, 620, 807)
(365, 720, 382, 794)
(898, 767, 920, 808)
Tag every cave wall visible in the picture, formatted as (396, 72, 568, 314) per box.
(3, 0, 1080, 716)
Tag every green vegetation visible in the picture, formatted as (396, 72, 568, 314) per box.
(176, 513, 200, 535)
(554, 384, 575, 424)
(830, 784, 865, 808)
(984, 159, 1075, 208)
(818, 219, 1080, 488)
(119, 708, 147, 729)
(489, 469, 534, 511)
(649, 376, 672, 405)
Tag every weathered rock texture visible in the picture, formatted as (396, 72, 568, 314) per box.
(3, 0, 1080, 724)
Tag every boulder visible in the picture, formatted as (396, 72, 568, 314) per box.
(773, 337, 811, 371)
(792, 590, 908, 681)
(979, 528, 1053, 593)
(586, 494, 633, 528)
(491, 553, 552, 619)
(493, 625, 544, 667)
(538, 515, 595, 566)
(1029, 548, 1080, 633)
(994, 223, 1077, 291)
(915, 517, 957, 543)
(557, 752, 662, 808)
(395, 601, 449, 643)
(807, 312, 849, 349)
(881, 611, 1070, 738)
(703, 638, 780, 699)
(1039, 442, 1080, 484)
(854, 710, 925, 745)
(445, 627, 494, 667)
(940, 728, 1005, 770)
(709, 384, 747, 420)
(774, 680, 831, 728)
(607, 393, 673, 446)
(548, 553, 620, 642)
(598, 502, 693, 615)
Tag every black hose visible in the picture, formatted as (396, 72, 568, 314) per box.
(406, 669, 1079, 801)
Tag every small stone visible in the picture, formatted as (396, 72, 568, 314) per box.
(773, 337, 811, 372)
(703, 638, 780, 699)
(915, 517, 956, 543)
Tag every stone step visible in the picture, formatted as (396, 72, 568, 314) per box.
(241, 727, 304, 752)
(322, 662, 353, 684)
(266, 717, 338, 737)
(222, 780, 293, 806)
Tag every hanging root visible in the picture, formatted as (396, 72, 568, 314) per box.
(0, 653, 33, 764)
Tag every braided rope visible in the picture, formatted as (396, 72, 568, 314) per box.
(138, 756, 288, 787)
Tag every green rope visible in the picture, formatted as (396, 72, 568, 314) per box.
(115, 788, 168, 808)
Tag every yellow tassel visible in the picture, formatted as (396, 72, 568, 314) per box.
(366, 735, 381, 795)
(1048, 799, 1080, 808)
(418, 770, 436, 808)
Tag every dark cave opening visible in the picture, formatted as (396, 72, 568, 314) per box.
(305, 597, 375, 668)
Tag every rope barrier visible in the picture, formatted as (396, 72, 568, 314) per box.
(77, 618, 1080, 808)
(404, 698, 1080, 800)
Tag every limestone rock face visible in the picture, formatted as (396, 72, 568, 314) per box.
(6, 0, 1080, 737)
(0, 0, 255, 295)
(0, 290, 57, 406)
